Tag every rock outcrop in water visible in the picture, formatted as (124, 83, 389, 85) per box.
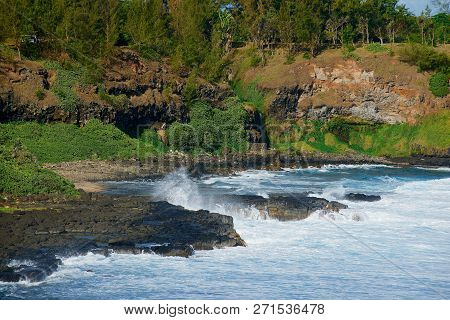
(344, 193, 381, 202)
(220, 194, 348, 221)
(0, 192, 245, 283)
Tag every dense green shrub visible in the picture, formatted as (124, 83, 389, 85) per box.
(429, 72, 449, 97)
(138, 129, 167, 154)
(302, 52, 312, 60)
(0, 120, 161, 163)
(399, 44, 449, 73)
(168, 99, 249, 154)
(246, 48, 262, 67)
(182, 71, 199, 104)
(366, 43, 389, 53)
(0, 142, 78, 196)
(167, 122, 198, 152)
(342, 45, 360, 61)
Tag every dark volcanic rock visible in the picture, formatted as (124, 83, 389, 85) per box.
(345, 193, 381, 202)
(152, 244, 194, 258)
(264, 195, 348, 221)
(0, 194, 245, 283)
(219, 194, 348, 221)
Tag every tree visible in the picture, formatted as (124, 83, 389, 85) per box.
(98, 0, 121, 56)
(55, 0, 101, 57)
(418, 6, 432, 45)
(294, 0, 329, 56)
(432, 13, 449, 45)
(386, 4, 410, 44)
(0, 0, 28, 59)
(326, 0, 357, 46)
(168, 0, 216, 67)
(217, 8, 236, 54)
(278, 0, 296, 53)
(125, 0, 170, 56)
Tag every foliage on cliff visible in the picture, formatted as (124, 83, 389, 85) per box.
(168, 98, 249, 154)
(270, 111, 450, 157)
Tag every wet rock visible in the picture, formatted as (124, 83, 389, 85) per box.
(0, 194, 245, 283)
(152, 244, 194, 258)
(219, 194, 348, 221)
(264, 195, 348, 221)
(0, 266, 21, 283)
(344, 193, 381, 202)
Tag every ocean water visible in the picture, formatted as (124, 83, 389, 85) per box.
(1, 165, 450, 300)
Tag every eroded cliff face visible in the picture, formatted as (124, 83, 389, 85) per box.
(268, 60, 448, 124)
(0, 49, 231, 134)
(236, 49, 448, 125)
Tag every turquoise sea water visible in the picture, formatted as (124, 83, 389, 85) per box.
(1, 165, 450, 299)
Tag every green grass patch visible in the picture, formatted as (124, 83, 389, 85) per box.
(98, 86, 129, 110)
(0, 120, 165, 163)
(43, 60, 104, 111)
(0, 142, 78, 196)
(0, 207, 17, 213)
(334, 111, 450, 157)
(366, 43, 389, 53)
(231, 80, 265, 112)
(268, 111, 450, 157)
(43, 61, 82, 111)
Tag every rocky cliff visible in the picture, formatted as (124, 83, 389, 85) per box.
(0, 49, 231, 134)
(235, 48, 448, 125)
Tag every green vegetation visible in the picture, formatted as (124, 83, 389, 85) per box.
(366, 43, 389, 53)
(399, 44, 450, 72)
(0, 119, 171, 196)
(98, 86, 129, 110)
(168, 99, 249, 154)
(0, 142, 78, 196)
(269, 111, 450, 157)
(429, 72, 449, 97)
(0, 120, 164, 163)
(35, 88, 46, 101)
(1, 1, 448, 79)
(232, 81, 265, 112)
(342, 45, 360, 61)
(43, 61, 83, 111)
(0, 207, 17, 213)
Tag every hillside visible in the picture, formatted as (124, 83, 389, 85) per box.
(1, 43, 450, 197)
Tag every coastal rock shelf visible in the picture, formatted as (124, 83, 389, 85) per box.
(0, 193, 245, 283)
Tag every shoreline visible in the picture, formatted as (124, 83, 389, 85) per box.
(44, 151, 450, 192)
(2, 152, 448, 284)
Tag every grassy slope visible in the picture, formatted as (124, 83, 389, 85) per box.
(0, 119, 166, 196)
(0, 119, 165, 163)
(0, 142, 79, 196)
(268, 110, 450, 157)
